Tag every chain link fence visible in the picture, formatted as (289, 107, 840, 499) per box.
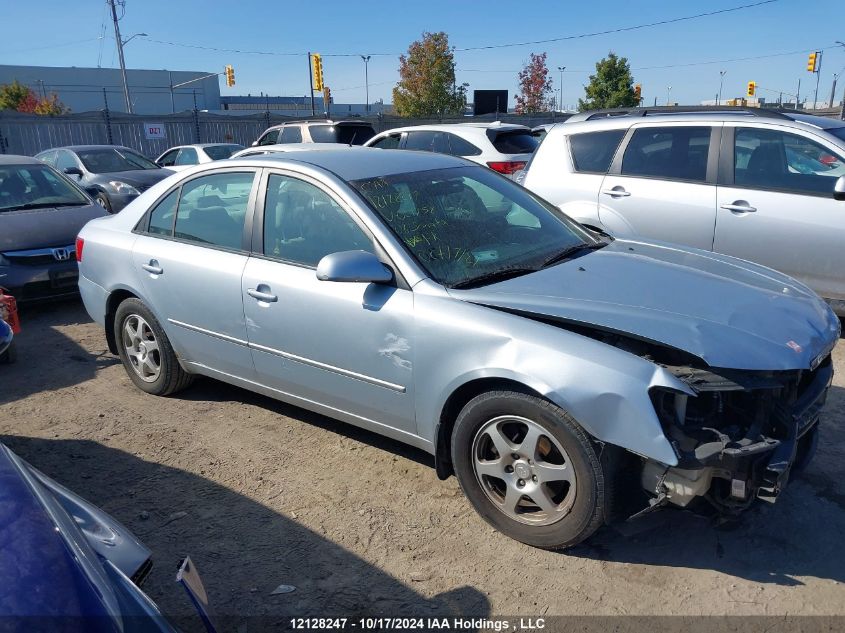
(0, 109, 566, 158)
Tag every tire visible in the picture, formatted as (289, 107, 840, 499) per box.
(95, 192, 113, 213)
(114, 298, 193, 396)
(0, 340, 16, 364)
(451, 390, 612, 549)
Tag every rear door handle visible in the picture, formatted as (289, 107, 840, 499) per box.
(247, 286, 278, 303)
(142, 260, 163, 275)
(721, 202, 757, 213)
(601, 187, 631, 198)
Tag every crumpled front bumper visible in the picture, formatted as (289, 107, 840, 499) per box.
(643, 357, 833, 512)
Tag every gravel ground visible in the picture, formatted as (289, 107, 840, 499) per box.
(2, 299, 844, 629)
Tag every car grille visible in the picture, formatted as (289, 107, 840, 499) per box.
(3, 245, 76, 266)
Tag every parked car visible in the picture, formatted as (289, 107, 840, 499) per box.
(0, 317, 12, 364)
(520, 107, 845, 315)
(531, 123, 557, 141)
(0, 442, 215, 631)
(229, 143, 358, 159)
(0, 288, 19, 363)
(365, 122, 539, 178)
(0, 155, 107, 302)
(76, 149, 839, 549)
(253, 119, 376, 147)
(155, 143, 245, 171)
(35, 145, 174, 213)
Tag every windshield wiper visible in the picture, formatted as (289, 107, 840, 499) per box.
(450, 266, 538, 289)
(540, 241, 608, 268)
(2, 201, 87, 211)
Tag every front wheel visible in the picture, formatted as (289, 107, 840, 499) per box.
(114, 298, 193, 396)
(95, 192, 113, 213)
(451, 391, 612, 549)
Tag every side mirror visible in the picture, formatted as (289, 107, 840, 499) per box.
(834, 175, 845, 201)
(63, 166, 82, 177)
(316, 250, 393, 284)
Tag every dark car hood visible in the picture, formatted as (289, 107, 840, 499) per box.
(0, 445, 113, 622)
(450, 239, 840, 371)
(0, 203, 107, 251)
(88, 168, 172, 188)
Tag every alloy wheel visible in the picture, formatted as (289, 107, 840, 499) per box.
(122, 314, 161, 383)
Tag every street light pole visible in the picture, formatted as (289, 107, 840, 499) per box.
(557, 66, 565, 111)
(361, 55, 371, 113)
(107, 0, 132, 114)
(667, 85, 672, 106)
(718, 70, 726, 106)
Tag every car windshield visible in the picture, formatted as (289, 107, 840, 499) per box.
(204, 144, 244, 160)
(76, 148, 159, 173)
(310, 124, 376, 145)
(0, 163, 89, 212)
(350, 166, 596, 287)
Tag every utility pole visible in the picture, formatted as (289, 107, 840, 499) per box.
(831, 73, 839, 109)
(717, 70, 726, 106)
(557, 66, 566, 111)
(813, 51, 823, 110)
(796, 78, 801, 109)
(361, 55, 371, 113)
(307, 52, 315, 117)
(107, 0, 132, 114)
(666, 85, 672, 106)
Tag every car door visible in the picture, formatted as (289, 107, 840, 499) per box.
(241, 170, 416, 434)
(131, 168, 259, 378)
(598, 124, 719, 250)
(714, 124, 845, 302)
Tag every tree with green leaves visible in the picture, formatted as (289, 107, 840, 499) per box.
(393, 32, 467, 118)
(515, 52, 553, 114)
(578, 52, 638, 112)
(0, 79, 68, 115)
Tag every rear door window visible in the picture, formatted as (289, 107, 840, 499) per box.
(621, 126, 711, 182)
(279, 126, 303, 143)
(569, 130, 625, 174)
(172, 171, 255, 250)
(405, 131, 437, 151)
(174, 148, 199, 166)
(257, 130, 279, 146)
(490, 130, 539, 154)
(158, 149, 179, 166)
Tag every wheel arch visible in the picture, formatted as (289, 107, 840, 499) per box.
(104, 288, 140, 354)
(434, 377, 546, 480)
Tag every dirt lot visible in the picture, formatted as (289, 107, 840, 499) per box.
(2, 299, 845, 628)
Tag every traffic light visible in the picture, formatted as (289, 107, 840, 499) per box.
(807, 52, 819, 73)
(323, 86, 331, 104)
(634, 84, 642, 102)
(311, 53, 324, 91)
(747, 81, 756, 97)
(224, 65, 235, 87)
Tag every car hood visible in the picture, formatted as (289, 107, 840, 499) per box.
(449, 239, 840, 371)
(89, 169, 172, 188)
(0, 203, 107, 251)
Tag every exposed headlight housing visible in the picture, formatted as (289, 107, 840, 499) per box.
(108, 181, 140, 196)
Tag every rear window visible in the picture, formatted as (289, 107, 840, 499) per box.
(310, 124, 375, 145)
(204, 145, 243, 160)
(489, 130, 539, 154)
(569, 130, 626, 174)
(828, 127, 845, 143)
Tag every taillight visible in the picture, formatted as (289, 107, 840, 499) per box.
(487, 161, 527, 175)
(75, 236, 84, 262)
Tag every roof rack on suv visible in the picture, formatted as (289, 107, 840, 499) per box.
(569, 106, 794, 122)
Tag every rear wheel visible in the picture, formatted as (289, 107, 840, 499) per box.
(114, 298, 193, 395)
(451, 390, 611, 549)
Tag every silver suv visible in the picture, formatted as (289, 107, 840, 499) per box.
(253, 119, 376, 147)
(521, 108, 845, 314)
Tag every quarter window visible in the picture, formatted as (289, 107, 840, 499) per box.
(621, 126, 711, 182)
(172, 172, 255, 250)
(263, 174, 373, 267)
(446, 133, 482, 157)
(569, 130, 625, 174)
(734, 128, 845, 196)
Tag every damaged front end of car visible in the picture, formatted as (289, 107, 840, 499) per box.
(642, 353, 834, 516)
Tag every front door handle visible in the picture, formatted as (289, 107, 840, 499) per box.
(247, 285, 278, 303)
(721, 201, 757, 213)
(142, 260, 163, 275)
(601, 187, 631, 198)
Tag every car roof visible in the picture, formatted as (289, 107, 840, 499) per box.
(36, 145, 136, 154)
(230, 147, 471, 180)
(374, 122, 529, 136)
(0, 154, 43, 165)
(233, 143, 358, 155)
(265, 119, 374, 131)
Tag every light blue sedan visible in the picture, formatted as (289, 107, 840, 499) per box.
(76, 148, 839, 548)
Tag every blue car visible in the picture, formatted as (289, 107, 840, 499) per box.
(0, 443, 215, 632)
(0, 318, 11, 363)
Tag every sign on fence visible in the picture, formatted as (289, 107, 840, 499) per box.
(143, 122, 166, 140)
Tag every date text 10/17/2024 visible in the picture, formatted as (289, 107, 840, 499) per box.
(289, 618, 546, 631)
